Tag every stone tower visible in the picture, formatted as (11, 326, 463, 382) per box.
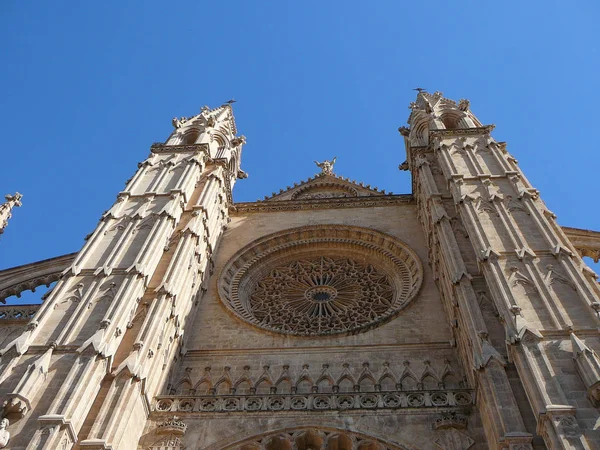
(0, 94, 600, 449)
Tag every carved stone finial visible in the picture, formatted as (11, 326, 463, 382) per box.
(314, 157, 337, 175)
(398, 126, 410, 137)
(0, 193, 22, 235)
(458, 99, 470, 111)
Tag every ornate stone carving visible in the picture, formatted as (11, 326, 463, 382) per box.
(0, 305, 38, 322)
(0, 252, 75, 302)
(147, 435, 184, 450)
(218, 226, 423, 336)
(291, 183, 358, 200)
(458, 99, 470, 111)
(233, 195, 414, 212)
(434, 428, 474, 450)
(314, 157, 337, 175)
(0, 193, 22, 236)
(433, 411, 468, 430)
(0, 418, 9, 448)
(171, 117, 187, 128)
(154, 389, 473, 414)
(249, 257, 394, 335)
(156, 416, 187, 436)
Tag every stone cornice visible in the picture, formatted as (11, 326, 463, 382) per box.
(230, 194, 414, 214)
(183, 341, 455, 357)
(562, 226, 600, 262)
(0, 253, 76, 302)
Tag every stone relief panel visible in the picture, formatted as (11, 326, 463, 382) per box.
(218, 226, 423, 336)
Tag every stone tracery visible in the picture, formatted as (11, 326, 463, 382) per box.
(250, 257, 394, 335)
(218, 225, 423, 336)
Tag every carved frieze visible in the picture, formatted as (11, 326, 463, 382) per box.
(154, 389, 474, 414)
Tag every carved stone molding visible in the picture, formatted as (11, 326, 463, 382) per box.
(169, 360, 466, 397)
(0, 305, 39, 322)
(562, 226, 600, 263)
(154, 389, 474, 415)
(433, 411, 468, 430)
(218, 225, 423, 336)
(291, 182, 358, 200)
(156, 416, 187, 436)
(0, 253, 76, 302)
(231, 195, 414, 214)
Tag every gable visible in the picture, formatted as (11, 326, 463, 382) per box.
(262, 173, 389, 202)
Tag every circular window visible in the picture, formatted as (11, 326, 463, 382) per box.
(218, 226, 423, 336)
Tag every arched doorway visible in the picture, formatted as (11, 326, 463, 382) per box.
(216, 427, 416, 450)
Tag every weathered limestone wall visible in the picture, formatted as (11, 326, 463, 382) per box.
(148, 202, 484, 450)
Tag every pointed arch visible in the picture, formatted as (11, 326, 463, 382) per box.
(181, 127, 201, 145)
(233, 375, 253, 395)
(357, 369, 376, 392)
(209, 426, 415, 450)
(275, 375, 293, 394)
(316, 374, 334, 393)
(213, 377, 232, 395)
(175, 379, 193, 395)
(399, 371, 417, 391)
(194, 379, 212, 395)
(336, 374, 355, 393)
(254, 376, 274, 394)
(378, 372, 396, 392)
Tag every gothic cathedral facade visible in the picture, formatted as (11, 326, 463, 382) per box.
(1, 92, 600, 449)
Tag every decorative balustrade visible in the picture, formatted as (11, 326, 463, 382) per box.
(0, 304, 39, 322)
(154, 389, 474, 414)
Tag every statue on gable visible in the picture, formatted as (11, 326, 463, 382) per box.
(314, 157, 337, 175)
(0, 418, 10, 448)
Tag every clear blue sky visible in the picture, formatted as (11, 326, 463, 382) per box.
(1, 1, 599, 302)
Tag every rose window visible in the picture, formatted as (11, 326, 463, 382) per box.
(249, 257, 394, 334)
(218, 226, 423, 336)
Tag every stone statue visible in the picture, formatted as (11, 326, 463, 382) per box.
(0, 418, 10, 448)
(398, 126, 410, 137)
(171, 117, 188, 129)
(0, 192, 22, 235)
(314, 157, 337, 175)
(458, 99, 470, 111)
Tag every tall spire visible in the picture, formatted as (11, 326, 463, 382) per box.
(0, 192, 22, 235)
